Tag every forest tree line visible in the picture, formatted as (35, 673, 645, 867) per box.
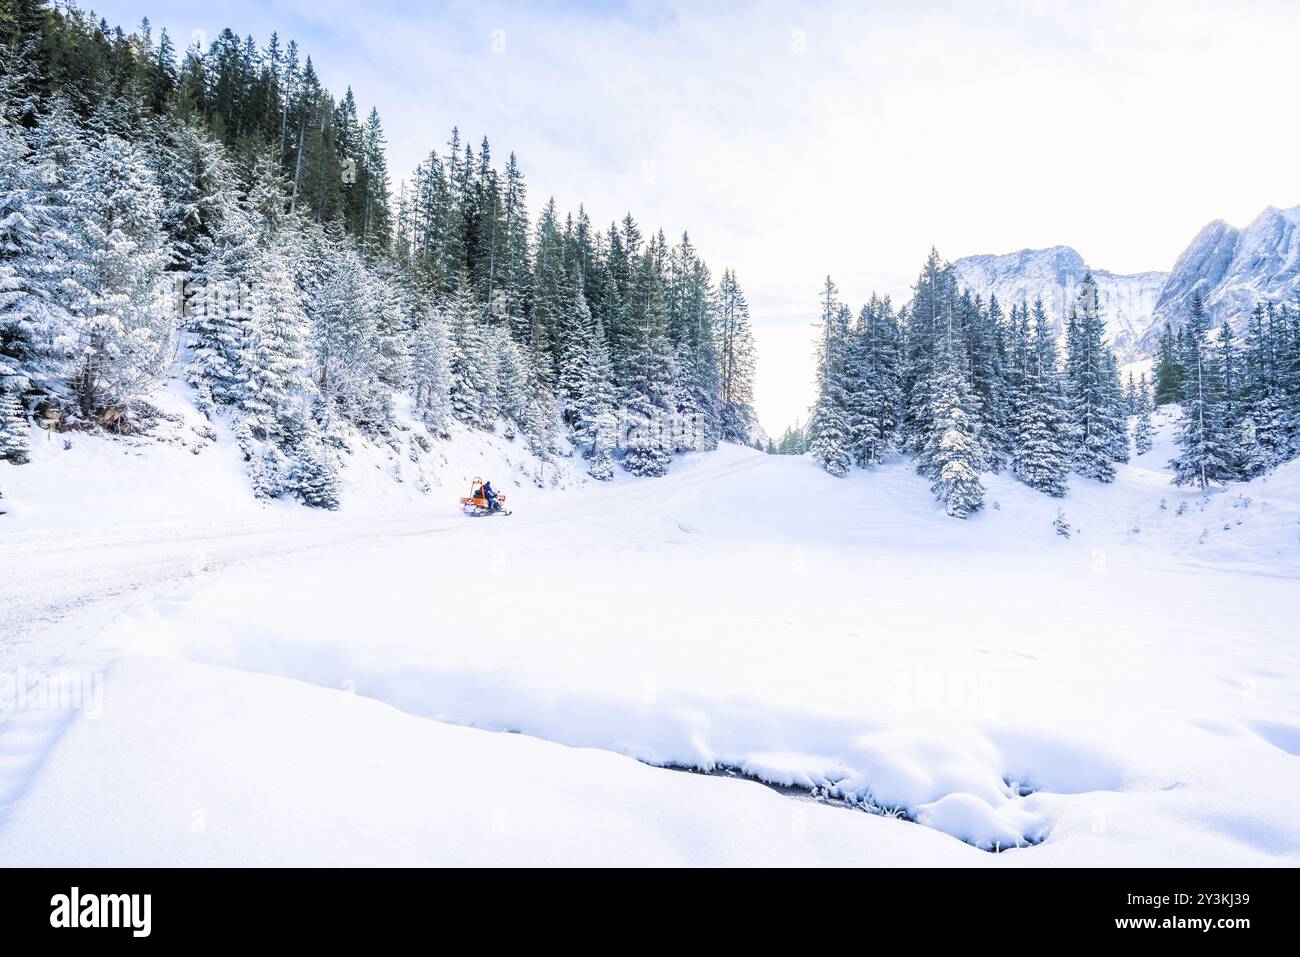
(806, 250, 1300, 517)
(0, 0, 758, 507)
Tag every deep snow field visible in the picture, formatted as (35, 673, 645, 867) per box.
(2, 396, 1299, 866)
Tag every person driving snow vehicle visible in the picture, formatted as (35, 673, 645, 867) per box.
(482, 480, 498, 512)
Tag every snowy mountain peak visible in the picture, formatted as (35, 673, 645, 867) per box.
(949, 203, 1300, 360)
(950, 247, 1167, 356)
(1141, 202, 1300, 351)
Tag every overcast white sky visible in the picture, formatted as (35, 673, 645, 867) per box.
(96, 0, 1300, 434)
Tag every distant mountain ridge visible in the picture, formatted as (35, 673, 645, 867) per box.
(947, 204, 1300, 360)
(1141, 205, 1300, 353)
(951, 248, 1166, 357)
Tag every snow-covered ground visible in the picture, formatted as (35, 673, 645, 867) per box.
(2, 401, 1299, 865)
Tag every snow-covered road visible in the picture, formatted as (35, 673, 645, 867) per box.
(0, 511, 466, 669)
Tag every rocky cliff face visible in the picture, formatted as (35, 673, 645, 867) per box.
(1139, 205, 1300, 352)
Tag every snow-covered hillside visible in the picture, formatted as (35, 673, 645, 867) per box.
(951, 247, 1166, 357)
(0, 384, 585, 535)
(3, 406, 1299, 865)
(0, 383, 590, 648)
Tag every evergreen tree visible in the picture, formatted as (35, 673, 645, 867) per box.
(1153, 322, 1185, 405)
(447, 276, 496, 428)
(359, 107, 391, 254)
(620, 333, 676, 477)
(715, 268, 756, 444)
(808, 277, 851, 476)
(185, 198, 260, 411)
(0, 114, 71, 399)
(1103, 352, 1131, 465)
(494, 331, 530, 433)
(1133, 373, 1154, 455)
(238, 242, 310, 448)
(1239, 303, 1286, 475)
(775, 423, 807, 455)
(845, 295, 902, 468)
(1212, 320, 1242, 470)
(1011, 300, 1070, 496)
(570, 315, 616, 460)
(409, 305, 452, 433)
(919, 337, 985, 518)
(289, 428, 340, 509)
(587, 408, 617, 481)
(0, 380, 29, 464)
(1169, 298, 1237, 490)
(59, 132, 173, 417)
(1064, 274, 1125, 482)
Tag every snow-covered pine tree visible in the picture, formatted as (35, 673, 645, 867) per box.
(588, 409, 618, 481)
(1103, 352, 1131, 465)
(845, 294, 902, 468)
(1169, 298, 1237, 490)
(0, 116, 72, 401)
(615, 233, 678, 476)
(185, 199, 260, 412)
(1123, 371, 1138, 416)
(686, 253, 722, 452)
(1133, 373, 1154, 456)
(237, 242, 313, 496)
(289, 428, 340, 509)
(1282, 304, 1300, 459)
(494, 331, 530, 436)
(369, 263, 412, 394)
(359, 107, 393, 255)
(409, 305, 452, 433)
(1003, 301, 1031, 451)
(520, 357, 564, 458)
(620, 333, 676, 477)
(1064, 274, 1124, 483)
(0, 378, 29, 464)
(775, 424, 806, 455)
(570, 317, 617, 463)
(1238, 303, 1286, 475)
(919, 336, 985, 518)
(529, 196, 566, 361)
(808, 278, 852, 476)
(150, 122, 236, 272)
(715, 268, 756, 444)
(307, 237, 385, 426)
(496, 151, 531, 329)
(964, 292, 1010, 470)
(556, 282, 595, 414)
(671, 340, 706, 452)
(1153, 322, 1186, 405)
(447, 275, 497, 428)
(59, 132, 173, 418)
(1211, 320, 1242, 471)
(810, 395, 851, 476)
(901, 249, 959, 453)
(1011, 299, 1070, 496)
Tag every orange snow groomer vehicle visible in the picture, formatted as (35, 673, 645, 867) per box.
(460, 477, 510, 516)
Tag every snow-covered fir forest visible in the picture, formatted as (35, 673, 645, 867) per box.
(3, 0, 1300, 874)
(0, 1, 758, 508)
(805, 251, 1300, 517)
